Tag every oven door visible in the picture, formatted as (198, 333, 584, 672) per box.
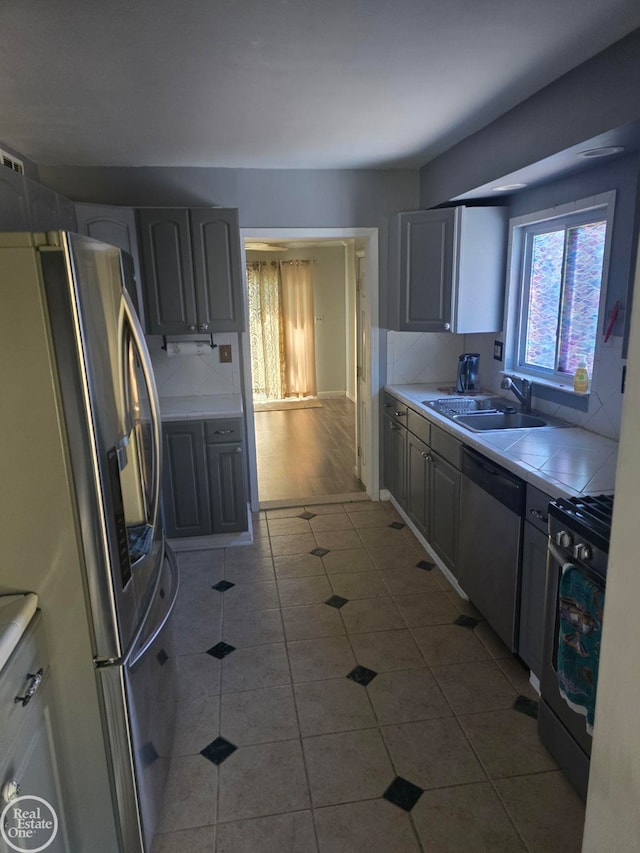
(540, 540, 605, 758)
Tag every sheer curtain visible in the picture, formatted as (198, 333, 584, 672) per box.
(246, 261, 285, 399)
(280, 259, 317, 398)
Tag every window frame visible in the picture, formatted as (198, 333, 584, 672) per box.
(503, 191, 616, 397)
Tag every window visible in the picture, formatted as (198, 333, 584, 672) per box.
(506, 192, 614, 392)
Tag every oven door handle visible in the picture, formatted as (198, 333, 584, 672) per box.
(548, 541, 566, 567)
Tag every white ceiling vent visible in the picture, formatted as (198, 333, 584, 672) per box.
(0, 149, 24, 174)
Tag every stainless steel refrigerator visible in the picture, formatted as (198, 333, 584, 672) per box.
(0, 231, 178, 852)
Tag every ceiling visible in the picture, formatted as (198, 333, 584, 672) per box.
(1, 1, 639, 170)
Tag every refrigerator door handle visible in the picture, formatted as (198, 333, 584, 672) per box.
(96, 544, 171, 670)
(129, 547, 179, 669)
(122, 288, 163, 534)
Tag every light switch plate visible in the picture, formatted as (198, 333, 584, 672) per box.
(219, 344, 232, 363)
(493, 340, 504, 361)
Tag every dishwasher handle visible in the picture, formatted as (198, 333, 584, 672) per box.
(462, 446, 526, 515)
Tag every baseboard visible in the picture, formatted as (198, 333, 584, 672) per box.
(316, 390, 347, 399)
(386, 496, 468, 600)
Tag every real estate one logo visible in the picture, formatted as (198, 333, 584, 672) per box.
(0, 795, 58, 852)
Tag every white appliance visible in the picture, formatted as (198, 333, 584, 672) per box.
(0, 231, 178, 852)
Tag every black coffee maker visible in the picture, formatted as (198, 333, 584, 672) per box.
(456, 353, 480, 393)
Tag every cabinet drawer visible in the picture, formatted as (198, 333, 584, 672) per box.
(382, 394, 408, 426)
(204, 418, 244, 443)
(525, 485, 553, 534)
(407, 408, 430, 446)
(430, 424, 462, 469)
(0, 611, 48, 755)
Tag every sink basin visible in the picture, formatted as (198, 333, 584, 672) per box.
(453, 411, 549, 431)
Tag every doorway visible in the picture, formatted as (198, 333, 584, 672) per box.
(240, 228, 379, 511)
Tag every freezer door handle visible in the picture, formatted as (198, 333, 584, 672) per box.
(129, 547, 180, 669)
(96, 545, 170, 669)
(122, 287, 163, 535)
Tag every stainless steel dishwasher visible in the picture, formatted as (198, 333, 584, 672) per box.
(458, 446, 525, 651)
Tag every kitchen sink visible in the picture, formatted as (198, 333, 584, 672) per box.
(424, 397, 568, 431)
(453, 411, 548, 431)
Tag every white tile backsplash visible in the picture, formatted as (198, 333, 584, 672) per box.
(463, 332, 625, 441)
(148, 333, 242, 397)
(386, 331, 465, 385)
(387, 330, 625, 441)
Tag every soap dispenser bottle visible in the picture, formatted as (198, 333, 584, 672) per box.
(573, 357, 589, 393)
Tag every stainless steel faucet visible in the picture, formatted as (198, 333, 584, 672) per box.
(500, 376, 532, 413)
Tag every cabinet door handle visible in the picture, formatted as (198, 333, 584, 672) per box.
(215, 429, 233, 435)
(235, 446, 242, 454)
(393, 411, 406, 417)
(200, 322, 210, 332)
(15, 668, 44, 707)
(443, 322, 451, 331)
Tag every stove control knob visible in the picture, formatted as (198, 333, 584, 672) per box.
(573, 542, 593, 562)
(555, 530, 573, 549)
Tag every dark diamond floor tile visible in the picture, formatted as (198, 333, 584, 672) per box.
(213, 580, 235, 592)
(298, 511, 316, 520)
(156, 648, 169, 666)
(326, 595, 349, 609)
(389, 521, 406, 530)
(311, 547, 330, 557)
(383, 776, 423, 811)
(207, 641, 236, 659)
(201, 737, 237, 765)
(347, 665, 378, 686)
(416, 560, 434, 571)
(513, 695, 539, 719)
(454, 614, 480, 629)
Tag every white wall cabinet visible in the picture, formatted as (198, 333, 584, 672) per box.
(389, 206, 507, 333)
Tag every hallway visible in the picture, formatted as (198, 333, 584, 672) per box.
(254, 397, 365, 504)
(154, 501, 585, 852)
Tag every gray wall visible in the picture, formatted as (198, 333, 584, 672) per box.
(419, 28, 640, 209)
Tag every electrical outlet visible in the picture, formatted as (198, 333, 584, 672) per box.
(219, 344, 232, 363)
(493, 340, 504, 361)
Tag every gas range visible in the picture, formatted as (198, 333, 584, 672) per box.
(548, 494, 614, 578)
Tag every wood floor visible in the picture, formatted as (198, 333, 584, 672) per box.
(253, 396, 366, 504)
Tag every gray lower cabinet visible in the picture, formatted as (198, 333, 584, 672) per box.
(137, 207, 243, 335)
(162, 418, 248, 538)
(383, 393, 408, 508)
(406, 426, 461, 574)
(0, 613, 69, 852)
(430, 452, 460, 572)
(206, 443, 248, 534)
(406, 432, 430, 532)
(518, 486, 552, 676)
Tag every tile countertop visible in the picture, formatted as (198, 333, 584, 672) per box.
(159, 394, 244, 421)
(386, 383, 618, 499)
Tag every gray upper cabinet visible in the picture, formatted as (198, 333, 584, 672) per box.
(390, 206, 507, 333)
(0, 167, 30, 229)
(75, 203, 144, 319)
(191, 208, 243, 332)
(138, 207, 244, 336)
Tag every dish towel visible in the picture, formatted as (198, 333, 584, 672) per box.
(556, 562, 605, 734)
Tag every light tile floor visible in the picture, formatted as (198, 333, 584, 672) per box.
(153, 500, 585, 853)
